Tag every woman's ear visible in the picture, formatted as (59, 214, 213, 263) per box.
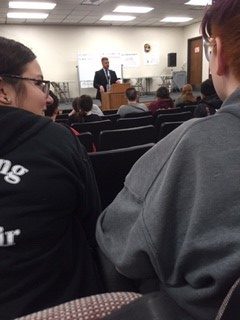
(215, 37, 228, 76)
(0, 77, 13, 105)
(0, 79, 12, 105)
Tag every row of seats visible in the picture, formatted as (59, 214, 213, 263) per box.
(56, 105, 197, 122)
(78, 121, 183, 152)
(71, 111, 191, 130)
(69, 111, 191, 147)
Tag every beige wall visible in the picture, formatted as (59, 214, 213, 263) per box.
(1, 23, 208, 97)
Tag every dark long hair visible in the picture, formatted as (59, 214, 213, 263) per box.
(0, 37, 36, 94)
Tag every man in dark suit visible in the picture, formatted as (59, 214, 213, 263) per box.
(93, 57, 119, 100)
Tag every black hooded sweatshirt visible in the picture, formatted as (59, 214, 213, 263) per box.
(0, 106, 101, 319)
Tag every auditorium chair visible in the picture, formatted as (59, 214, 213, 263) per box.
(175, 101, 199, 111)
(71, 120, 114, 147)
(155, 111, 192, 129)
(184, 104, 198, 115)
(116, 115, 153, 129)
(153, 107, 181, 117)
(98, 125, 156, 151)
(77, 132, 94, 152)
(89, 143, 154, 209)
(103, 109, 118, 115)
(101, 114, 120, 122)
(61, 109, 71, 114)
(124, 111, 152, 118)
(158, 121, 184, 141)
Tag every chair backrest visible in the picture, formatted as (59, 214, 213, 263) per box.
(155, 111, 192, 129)
(99, 125, 156, 151)
(77, 132, 94, 152)
(103, 109, 118, 115)
(17, 292, 142, 320)
(176, 101, 198, 110)
(89, 143, 154, 209)
(116, 116, 153, 129)
(101, 114, 120, 122)
(184, 105, 198, 115)
(158, 121, 184, 141)
(154, 107, 181, 117)
(71, 120, 114, 147)
(124, 111, 152, 118)
(61, 109, 71, 114)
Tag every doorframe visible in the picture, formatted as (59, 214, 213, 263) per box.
(187, 36, 203, 88)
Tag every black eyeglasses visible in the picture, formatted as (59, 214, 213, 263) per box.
(0, 74, 51, 97)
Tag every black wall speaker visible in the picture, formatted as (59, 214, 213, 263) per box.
(167, 53, 177, 67)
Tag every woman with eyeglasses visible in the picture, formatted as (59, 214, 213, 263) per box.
(0, 36, 102, 319)
(96, 1, 240, 319)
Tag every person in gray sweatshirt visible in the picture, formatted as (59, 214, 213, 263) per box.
(96, 1, 240, 319)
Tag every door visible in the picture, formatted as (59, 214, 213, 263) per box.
(188, 37, 202, 90)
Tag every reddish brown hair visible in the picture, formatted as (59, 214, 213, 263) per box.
(201, 0, 240, 81)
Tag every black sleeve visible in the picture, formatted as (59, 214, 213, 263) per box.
(93, 71, 100, 89)
(111, 71, 118, 83)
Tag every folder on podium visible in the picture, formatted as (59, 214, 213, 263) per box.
(101, 83, 130, 110)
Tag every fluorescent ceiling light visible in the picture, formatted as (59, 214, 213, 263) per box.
(113, 5, 153, 13)
(7, 12, 49, 19)
(161, 16, 193, 22)
(100, 15, 136, 21)
(9, 1, 56, 10)
(185, 0, 212, 5)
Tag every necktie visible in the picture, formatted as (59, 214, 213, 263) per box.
(105, 69, 110, 83)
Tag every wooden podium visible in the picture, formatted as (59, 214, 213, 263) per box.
(101, 83, 130, 110)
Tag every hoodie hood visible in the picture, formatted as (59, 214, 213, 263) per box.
(0, 106, 51, 157)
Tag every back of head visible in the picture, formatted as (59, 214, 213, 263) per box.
(45, 91, 59, 117)
(79, 95, 93, 113)
(194, 103, 215, 118)
(156, 86, 170, 99)
(201, 0, 240, 82)
(182, 84, 193, 96)
(126, 87, 137, 102)
(201, 79, 216, 97)
(72, 97, 81, 113)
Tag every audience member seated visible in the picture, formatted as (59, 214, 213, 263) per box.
(117, 87, 148, 117)
(45, 91, 81, 137)
(92, 103, 104, 116)
(0, 36, 102, 319)
(194, 103, 215, 118)
(148, 86, 174, 113)
(174, 84, 197, 107)
(44, 90, 59, 121)
(200, 78, 222, 110)
(68, 95, 102, 125)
